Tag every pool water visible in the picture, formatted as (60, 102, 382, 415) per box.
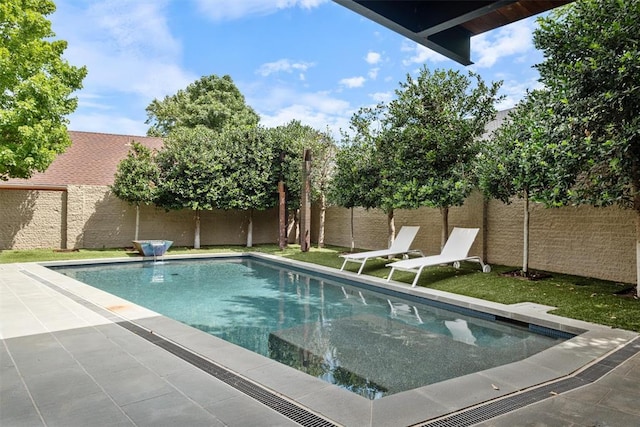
(53, 258, 567, 399)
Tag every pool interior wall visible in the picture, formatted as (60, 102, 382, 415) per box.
(30, 253, 639, 427)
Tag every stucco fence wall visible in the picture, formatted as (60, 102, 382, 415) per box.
(1, 186, 636, 284)
(1, 186, 278, 251)
(315, 191, 636, 284)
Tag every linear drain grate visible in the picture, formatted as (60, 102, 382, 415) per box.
(24, 271, 339, 427)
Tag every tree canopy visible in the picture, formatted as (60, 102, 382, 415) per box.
(0, 0, 87, 180)
(111, 142, 159, 240)
(384, 67, 502, 245)
(145, 74, 259, 137)
(533, 0, 640, 293)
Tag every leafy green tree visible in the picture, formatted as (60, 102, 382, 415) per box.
(0, 0, 87, 180)
(145, 74, 259, 137)
(215, 126, 277, 247)
(267, 120, 329, 244)
(385, 67, 502, 248)
(154, 126, 224, 248)
(477, 91, 573, 275)
(330, 105, 396, 248)
(111, 142, 160, 241)
(309, 128, 337, 248)
(533, 0, 640, 294)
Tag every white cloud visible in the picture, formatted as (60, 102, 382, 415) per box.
(471, 18, 536, 68)
(368, 68, 379, 79)
(496, 77, 544, 111)
(194, 0, 327, 21)
(256, 59, 315, 77)
(245, 85, 352, 138)
(370, 92, 393, 103)
(68, 112, 149, 136)
(339, 76, 366, 88)
(401, 40, 450, 65)
(365, 51, 381, 65)
(51, 1, 197, 122)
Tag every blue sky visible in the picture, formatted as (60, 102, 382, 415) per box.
(50, 0, 548, 139)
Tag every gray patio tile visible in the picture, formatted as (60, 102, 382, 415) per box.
(72, 347, 143, 375)
(38, 392, 134, 427)
(7, 343, 78, 378)
(597, 387, 640, 416)
(296, 385, 372, 427)
(22, 366, 103, 408)
(53, 325, 121, 355)
(0, 366, 43, 427)
(164, 366, 240, 407)
(204, 395, 300, 427)
(121, 390, 223, 427)
(372, 391, 449, 427)
(94, 365, 175, 406)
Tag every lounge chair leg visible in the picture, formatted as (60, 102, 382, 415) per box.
(340, 258, 348, 271)
(411, 267, 424, 287)
(357, 258, 368, 275)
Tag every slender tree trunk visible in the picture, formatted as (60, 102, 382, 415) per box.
(247, 209, 253, 248)
(350, 207, 355, 252)
(523, 190, 530, 275)
(440, 206, 449, 250)
(194, 209, 201, 249)
(134, 204, 140, 241)
(287, 210, 299, 244)
(634, 192, 640, 297)
(317, 192, 326, 248)
(387, 209, 395, 248)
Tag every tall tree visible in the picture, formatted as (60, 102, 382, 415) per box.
(477, 91, 574, 275)
(145, 74, 259, 137)
(154, 126, 224, 248)
(385, 67, 502, 248)
(0, 0, 87, 180)
(111, 142, 159, 241)
(215, 126, 277, 247)
(309, 128, 337, 248)
(533, 0, 640, 294)
(331, 105, 396, 247)
(267, 120, 327, 244)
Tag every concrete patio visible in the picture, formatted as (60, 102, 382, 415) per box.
(2, 257, 639, 426)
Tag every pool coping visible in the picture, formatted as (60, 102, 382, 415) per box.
(22, 253, 640, 427)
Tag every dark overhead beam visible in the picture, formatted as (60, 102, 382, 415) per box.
(333, 0, 573, 66)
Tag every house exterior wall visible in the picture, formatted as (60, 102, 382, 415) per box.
(1, 186, 635, 284)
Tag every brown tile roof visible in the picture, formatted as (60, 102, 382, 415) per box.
(3, 131, 164, 187)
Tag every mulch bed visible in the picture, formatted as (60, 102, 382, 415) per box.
(501, 269, 553, 281)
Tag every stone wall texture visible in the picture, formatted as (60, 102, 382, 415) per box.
(0, 187, 635, 284)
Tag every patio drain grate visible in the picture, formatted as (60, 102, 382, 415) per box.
(23, 270, 339, 427)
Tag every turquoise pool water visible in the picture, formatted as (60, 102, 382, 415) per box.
(52, 258, 567, 399)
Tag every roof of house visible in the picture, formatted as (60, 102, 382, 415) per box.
(3, 131, 164, 187)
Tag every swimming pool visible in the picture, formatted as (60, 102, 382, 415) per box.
(51, 256, 569, 400)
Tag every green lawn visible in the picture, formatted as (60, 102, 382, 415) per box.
(2, 244, 638, 332)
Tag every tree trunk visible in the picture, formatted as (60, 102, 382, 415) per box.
(635, 193, 640, 297)
(247, 209, 253, 248)
(134, 204, 140, 241)
(317, 192, 326, 248)
(387, 209, 395, 248)
(523, 190, 530, 275)
(287, 210, 299, 244)
(440, 206, 449, 250)
(350, 207, 355, 252)
(194, 209, 201, 249)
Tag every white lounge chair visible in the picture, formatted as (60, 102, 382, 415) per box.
(340, 226, 423, 275)
(386, 227, 490, 287)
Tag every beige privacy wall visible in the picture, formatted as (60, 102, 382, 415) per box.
(0, 186, 278, 251)
(0, 186, 635, 284)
